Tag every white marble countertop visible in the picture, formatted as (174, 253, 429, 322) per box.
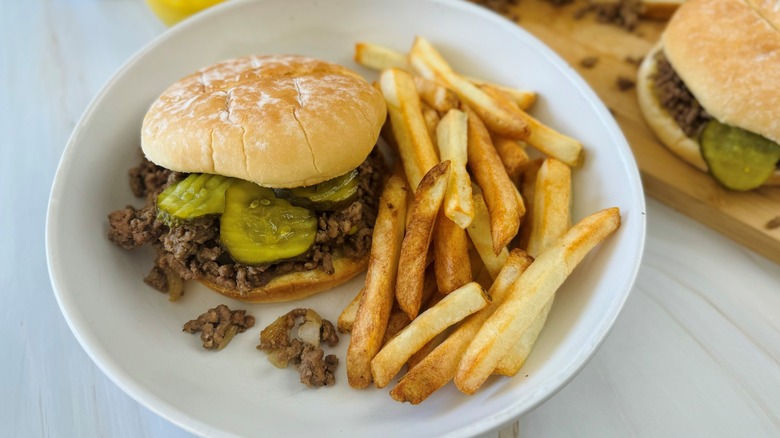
(3, 1, 779, 437)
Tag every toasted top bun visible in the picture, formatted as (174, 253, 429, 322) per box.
(199, 253, 368, 303)
(142, 55, 387, 188)
(637, 44, 780, 186)
(662, 0, 780, 145)
(745, 0, 780, 30)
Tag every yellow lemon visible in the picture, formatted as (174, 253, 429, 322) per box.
(146, 0, 225, 26)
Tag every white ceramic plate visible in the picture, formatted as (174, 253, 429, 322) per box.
(47, 0, 645, 436)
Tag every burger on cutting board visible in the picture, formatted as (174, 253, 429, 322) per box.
(637, 0, 780, 190)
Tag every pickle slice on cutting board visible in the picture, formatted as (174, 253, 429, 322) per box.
(274, 170, 359, 211)
(221, 180, 317, 265)
(700, 120, 780, 191)
(157, 173, 234, 223)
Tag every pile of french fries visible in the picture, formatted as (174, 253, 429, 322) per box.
(340, 37, 621, 403)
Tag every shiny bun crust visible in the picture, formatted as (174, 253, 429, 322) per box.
(662, 0, 780, 145)
(636, 44, 780, 186)
(199, 254, 368, 303)
(141, 55, 387, 188)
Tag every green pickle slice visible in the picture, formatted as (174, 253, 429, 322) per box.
(700, 120, 780, 191)
(157, 173, 234, 224)
(274, 170, 359, 211)
(220, 180, 317, 265)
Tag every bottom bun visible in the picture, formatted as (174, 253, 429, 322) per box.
(199, 255, 369, 303)
(636, 44, 780, 187)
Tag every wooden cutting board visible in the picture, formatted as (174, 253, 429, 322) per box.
(495, 0, 780, 263)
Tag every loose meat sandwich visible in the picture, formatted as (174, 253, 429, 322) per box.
(108, 55, 387, 302)
(637, 0, 780, 190)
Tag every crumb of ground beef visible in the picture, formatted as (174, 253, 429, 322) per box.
(766, 216, 780, 230)
(580, 56, 599, 69)
(183, 304, 255, 350)
(576, 0, 642, 32)
(257, 308, 340, 388)
(625, 55, 644, 66)
(617, 76, 636, 91)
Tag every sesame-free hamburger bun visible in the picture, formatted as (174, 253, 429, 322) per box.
(636, 0, 780, 188)
(142, 54, 387, 188)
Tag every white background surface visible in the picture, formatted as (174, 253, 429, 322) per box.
(2, 1, 779, 437)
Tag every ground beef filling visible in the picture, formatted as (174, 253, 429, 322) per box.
(574, 0, 642, 32)
(652, 51, 711, 138)
(108, 149, 385, 295)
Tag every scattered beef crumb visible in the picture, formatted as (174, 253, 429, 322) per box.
(183, 304, 255, 350)
(576, 0, 642, 32)
(617, 76, 636, 91)
(625, 55, 644, 66)
(320, 319, 339, 347)
(257, 308, 340, 388)
(580, 56, 599, 69)
(299, 346, 339, 388)
(766, 216, 780, 230)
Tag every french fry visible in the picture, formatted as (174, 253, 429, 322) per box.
(433, 209, 473, 294)
(414, 76, 459, 113)
(455, 208, 621, 394)
(466, 76, 537, 110)
(526, 158, 572, 257)
(383, 311, 413, 345)
(396, 161, 451, 320)
(405, 284, 448, 370)
(390, 250, 534, 404)
(467, 191, 509, 280)
(492, 135, 530, 184)
(421, 102, 441, 150)
(372, 281, 490, 388)
(355, 41, 535, 110)
(436, 109, 474, 229)
(409, 36, 530, 139)
(493, 298, 553, 376)
(380, 68, 440, 190)
(419, 264, 440, 311)
(380, 113, 399, 153)
(354, 42, 536, 113)
(516, 159, 543, 250)
(347, 172, 410, 389)
(338, 287, 364, 333)
(464, 105, 523, 252)
(495, 160, 570, 374)
(481, 84, 584, 167)
(384, 265, 437, 348)
(355, 42, 410, 71)
(466, 240, 491, 290)
(406, 326, 452, 371)
(519, 112, 585, 168)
